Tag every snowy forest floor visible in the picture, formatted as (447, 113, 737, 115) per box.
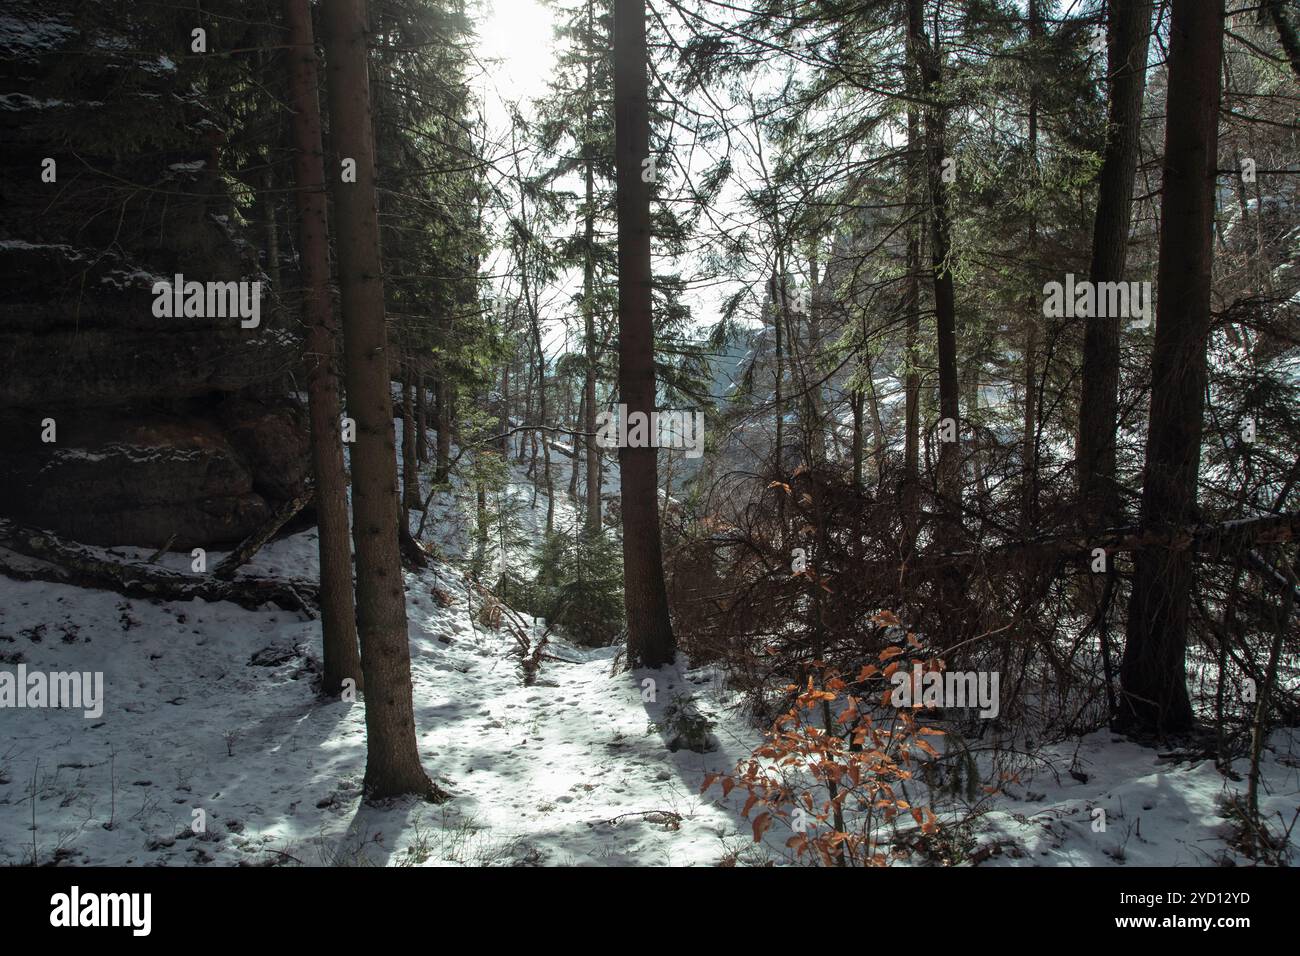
(2, 425, 1298, 866)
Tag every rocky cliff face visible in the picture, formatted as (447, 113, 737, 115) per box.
(0, 0, 310, 548)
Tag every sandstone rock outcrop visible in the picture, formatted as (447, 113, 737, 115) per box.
(0, 0, 310, 549)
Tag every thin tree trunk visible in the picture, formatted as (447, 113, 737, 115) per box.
(865, 348, 887, 481)
(1245, 561, 1295, 838)
(967, 369, 987, 498)
(511, 138, 554, 533)
(851, 387, 865, 492)
(570, 385, 583, 501)
(1077, 0, 1153, 529)
(435, 378, 451, 483)
(322, 0, 437, 800)
(773, 267, 790, 544)
(536, 357, 554, 533)
(262, 164, 281, 290)
(476, 481, 488, 543)
(772, 268, 786, 477)
(416, 369, 429, 463)
(500, 362, 511, 454)
(402, 359, 420, 510)
(542, 434, 554, 531)
(1022, 306, 1039, 516)
(528, 427, 539, 488)
(613, 0, 675, 668)
(515, 361, 531, 463)
(806, 252, 826, 463)
(282, 0, 361, 696)
(1120, 0, 1224, 735)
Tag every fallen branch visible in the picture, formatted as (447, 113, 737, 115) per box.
(0, 520, 318, 614)
(214, 489, 313, 580)
(591, 810, 683, 830)
(147, 534, 177, 565)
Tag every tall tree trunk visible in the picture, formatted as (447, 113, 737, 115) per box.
(1077, 0, 1154, 529)
(1022, 0, 1047, 526)
(903, 102, 922, 554)
(907, 0, 961, 518)
(583, 129, 602, 535)
(321, 0, 436, 800)
(282, 0, 361, 697)
(613, 0, 675, 668)
(1120, 0, 1223, 735)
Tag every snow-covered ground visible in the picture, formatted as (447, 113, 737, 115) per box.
(0, 540, 761, 866)
(1, 423, 1297, 866)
